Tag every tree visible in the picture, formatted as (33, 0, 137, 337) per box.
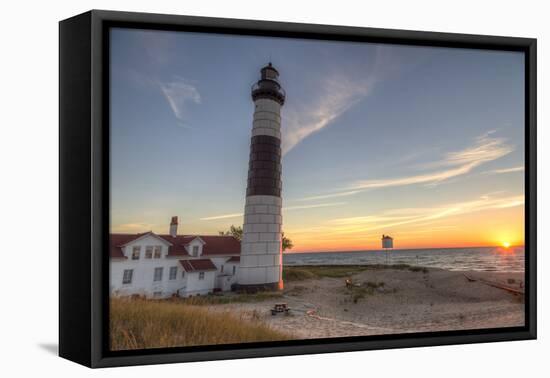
(282, 232, 293, 251)
(218, 225, 242, 240)
(219, 225, 294, 251)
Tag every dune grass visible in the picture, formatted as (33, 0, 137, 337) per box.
(110, 298, 291, 351)
(282, 267, 319, 281)
(283, 264, 429, 282)
(283, 266, 370, 281)
(283, 265, 379, 281)
(348, 281, 386, 303)
(177, 291, 284, 305)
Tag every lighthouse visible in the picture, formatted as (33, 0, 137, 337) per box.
(237, 63, 286, 291)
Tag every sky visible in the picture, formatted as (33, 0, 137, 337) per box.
(110, 28, 525, 252)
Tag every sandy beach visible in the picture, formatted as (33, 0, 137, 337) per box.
(207, 266, 525, 339)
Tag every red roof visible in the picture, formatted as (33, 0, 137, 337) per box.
(227, 256, 240, 263)
(179, 259, 218, 272)
(110, 233, 240, 258)
(110, 232, 153, 259)
(158, 235, 241, 257)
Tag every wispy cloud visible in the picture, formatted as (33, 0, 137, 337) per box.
(486, 166, 524, 175)
(330, 207, 460, 231)
(418, 130, 507, 168)
(119, 70, 201, 127)
(299, 191, 361, 202)
(200, 212, 243, 221)
(353, 132, 513, 190)
(158, 76, 201, 125)
(328, 194, 524, 233)
(199, 201, 346, 221)
(292, 193, 524, 237)
(283, 202, 347, 211)
(281, 45, 404, 155)
(396, 225, 459, 236)
(299, 131, 514, 201)
(282, 76, 371, 155)
(112, 222, 155, 233)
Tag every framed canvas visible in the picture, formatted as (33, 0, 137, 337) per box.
(59, 10, 537, 368)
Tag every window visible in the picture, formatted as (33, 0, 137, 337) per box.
(131, 246, 140, 260)
(220, 265, 224, 273)
(192, 245, 199, 257)
(232, 265, 236, 275)
(199, 272, 205, 280)
(154, 245, 162, 259)
(153, 267, 163, 282)
(181, 271, 185, 278)
(153, 291, 162, 298)
(169, 266, 178, 280)
(145, 246, 153, 259)
(122, 269, 133, 284)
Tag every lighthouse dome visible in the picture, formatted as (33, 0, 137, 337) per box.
(261, 62, 280, 80)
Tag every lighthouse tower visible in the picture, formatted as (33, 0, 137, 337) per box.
(237, 63, 286, 291)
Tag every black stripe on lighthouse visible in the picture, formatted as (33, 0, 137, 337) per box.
(246, 135, 282, 197)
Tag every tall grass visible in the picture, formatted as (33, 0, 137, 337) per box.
(283, 264, 430, 282)
(110, 298, 291, 351)
(178, 291, 283, 305)
(283, 266, 370, 281)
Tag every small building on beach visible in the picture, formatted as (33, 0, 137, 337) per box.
(382, 235, 394, 249)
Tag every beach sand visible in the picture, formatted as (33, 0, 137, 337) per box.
(207, 267, 525, 339)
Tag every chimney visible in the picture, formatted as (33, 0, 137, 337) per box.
(169, 216, 178, 238)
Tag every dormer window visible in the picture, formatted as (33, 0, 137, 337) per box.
(154, 245, 162, 258)
(186, 238, 205, 257)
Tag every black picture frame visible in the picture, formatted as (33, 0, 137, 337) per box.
(59, 9, 537, 368)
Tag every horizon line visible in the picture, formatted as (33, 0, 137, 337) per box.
(284, 244, 526, 254)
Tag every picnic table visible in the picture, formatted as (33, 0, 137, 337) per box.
(271, 303, 290, 316)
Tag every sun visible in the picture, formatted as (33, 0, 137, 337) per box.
(501, 241, 511, 248)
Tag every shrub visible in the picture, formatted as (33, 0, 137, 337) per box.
(365, 281, 385, 289)
(282, 267, 317, 281)
(409, 266, 429, 274)
(283, 266, 370, 281)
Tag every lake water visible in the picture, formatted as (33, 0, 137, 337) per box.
(283, 246, 525, 273)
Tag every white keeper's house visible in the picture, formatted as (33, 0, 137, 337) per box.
(110, 216, 241, 298)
